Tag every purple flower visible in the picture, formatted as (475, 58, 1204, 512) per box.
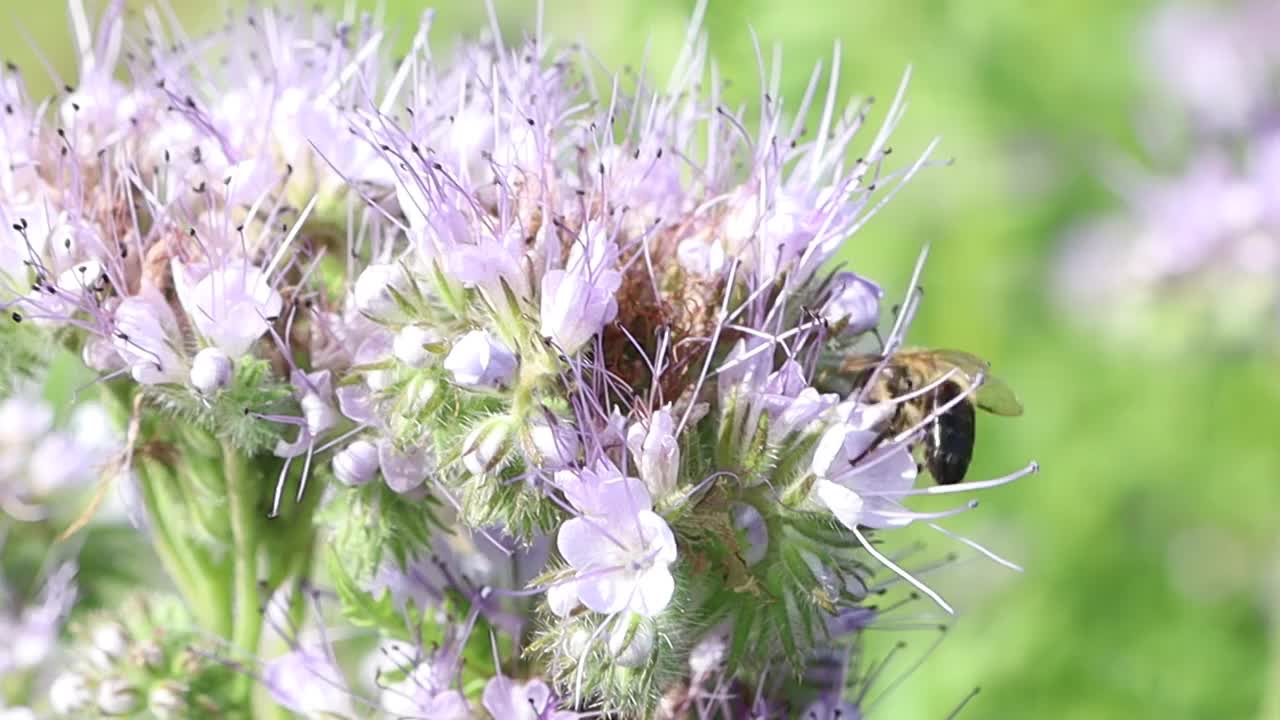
(556, 477, 678, 616)
(539, 222, 622, 355)
(111, 289, 185, 385)
(482, 676, 577, 720)
(810, 418, 917, 530)
(262, 645, 355, 718)
(626, 406, 680, 500)
(378, 658, 470, 719)
(0, 561, 76, 675)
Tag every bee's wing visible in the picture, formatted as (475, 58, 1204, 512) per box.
(837, 353, 886, 373)
(929, 350, 1024, 417)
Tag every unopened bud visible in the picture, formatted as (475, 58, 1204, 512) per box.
(354, 263, 409, 318)
(822, 271, 882, 335)
(527, 416, 580, 469)
(393, 325, 442, 368)
(190, 347, 232, 394)
(731, 502, 769, 566)
(626, 406, 680, 499)
(462, 417, 513, 476)
(49, 672, 92, 715)
(332, 440, 379, 486)
(377, 440, 433, 494)
(443, 330, 517, 390)
(608, 615, 655, 668)
(148, 682, 189, 719)
(96, 677, 142, 715)
(92, 622, 130, 658)
(133, 641, 165, 670)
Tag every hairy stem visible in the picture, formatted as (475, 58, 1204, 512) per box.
(223, 442, 263, 666)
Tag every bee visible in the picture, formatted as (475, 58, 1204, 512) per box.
(838, 349, 1023, 485)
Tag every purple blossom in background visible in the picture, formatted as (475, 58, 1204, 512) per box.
(1058, 0, 1280, 347)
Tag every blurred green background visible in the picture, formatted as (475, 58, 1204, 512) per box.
(11, 0, 1280, 717)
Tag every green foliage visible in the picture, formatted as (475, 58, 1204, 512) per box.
(457, 467, 561, 540)
(321, 481, 440, 587)
(685, 500, 874, 675)
(143, 357, 295, 455)
(0, 313, 57, 395)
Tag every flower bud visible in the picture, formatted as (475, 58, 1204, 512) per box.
(608, 615, 655, 668)
(443, 330, 517, 390)
(626, 407, 680, 499)
(189, 347, 233, 394)
(88, 621, 130, 669)
(332, 440, 379, 486)
(462, 417, 514, 476)
(821, 271, 882, 335)
(527, 417, 580, 468)
(731, 502, 769, 566)
(546, 578, 580, 618)
(688, 631, 728, 679)
(393, 325, 442, 368)
(49, 672, 92, 715)
(133, 641, 166, 671)
(148, 683, 189, 720)
(354, 263, 409, 318)
(377, 440, 433, 494)
(96, 677, 142, 715)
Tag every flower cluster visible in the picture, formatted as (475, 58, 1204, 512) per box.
(0, 1, 1035, 717)
(1056, 0, 1280, 349)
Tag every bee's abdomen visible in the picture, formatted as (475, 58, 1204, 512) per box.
(925, 382, 976, 485)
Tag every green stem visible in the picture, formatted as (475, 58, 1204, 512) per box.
(136, 460, 230, 637)
(223, 442, 263, 660)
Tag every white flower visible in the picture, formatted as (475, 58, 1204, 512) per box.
(810, 421, 917, 530)
(172, 259, 283, 358)
(444, 331, 517, 390)
(626, 406, 680, 499)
